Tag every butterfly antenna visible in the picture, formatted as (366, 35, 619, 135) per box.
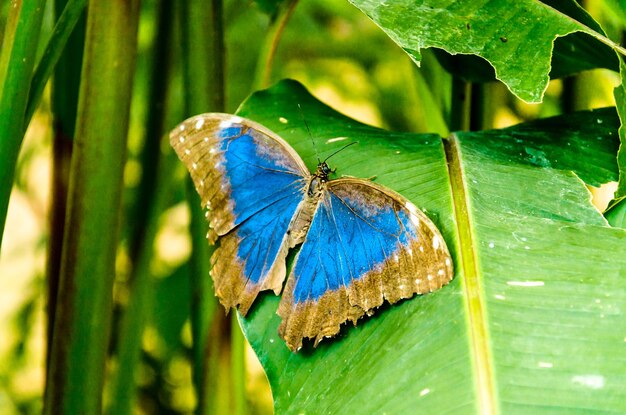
(323, 141, 357, 163)
(297, 104, 320, 162)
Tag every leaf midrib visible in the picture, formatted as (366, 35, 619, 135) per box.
(445, 135, 497, 414)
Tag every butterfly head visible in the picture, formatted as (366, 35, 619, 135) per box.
(315, 161, 334, 182)
(314, 141, 357, 182)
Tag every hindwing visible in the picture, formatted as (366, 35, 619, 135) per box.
(277, 178, 453, 351)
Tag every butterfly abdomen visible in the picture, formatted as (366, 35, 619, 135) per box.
(286, 177, 326, 247)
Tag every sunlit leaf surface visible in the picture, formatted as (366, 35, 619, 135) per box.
(236, 80, 626, 413)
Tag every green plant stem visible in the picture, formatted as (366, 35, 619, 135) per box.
(186, 178, 218, 413)
(179, 0, 232, 412)
(108, 151, 179, 415)
(181, 0, 225, 113)
(46, 131, 73, 375)
(253, 0, 299, 90)
(44, 0, 141, 413)
(0, 0, 47, 250)
(128, 0, 174, 264)
(407, 63, 449, 136)
(232, 315, 247, 415)
(449, 77, 471, 132)
(108, 1, 175, 412)
(205, 306, 233, 412)
(46, 0, 86, 378)
(25, 0, 88, 126)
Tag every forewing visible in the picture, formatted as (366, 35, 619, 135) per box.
(212, 181, 306, 314)
(170, 113, 308, 241)
(277, 178, 453, 351)
(170, 113, 309, 314)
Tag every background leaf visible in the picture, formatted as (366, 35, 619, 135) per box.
(238, 80, 626, 413)
(605, 198, 626, 228)
(347, 0, 621, 102)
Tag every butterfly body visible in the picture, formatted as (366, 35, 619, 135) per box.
(171, 113, 453, 351)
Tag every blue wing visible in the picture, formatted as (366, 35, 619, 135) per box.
(170, 114, 308, 313)
(277, 178, 453, 350)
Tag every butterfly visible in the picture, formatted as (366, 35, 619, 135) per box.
(170, 113, 453, 351)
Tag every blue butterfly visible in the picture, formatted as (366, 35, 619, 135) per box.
(170, 113, 453, 351)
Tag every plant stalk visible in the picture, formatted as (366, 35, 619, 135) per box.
(108, 0, 176, 412)
(253, 0, 300, 90)
(46, 0, 86, 378)
(44, 0, 141, 413)
(179, 0, 230, 412)
(450, 77, 471, 132)
(0, 0, 47, 250)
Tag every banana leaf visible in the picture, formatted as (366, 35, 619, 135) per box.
(233, 80, 626, 413)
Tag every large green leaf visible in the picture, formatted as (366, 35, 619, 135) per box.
(235, 80, 626, 413)
(346, 0, 621, 103)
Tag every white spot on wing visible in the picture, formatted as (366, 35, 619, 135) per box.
(184, 149, 190, 155)
(410, 214, 420, 227)
(427, 274, 433, 281)
(405, 202, 418, 215)
(507, 281, 544, 287)
(219, 116, 242, 129)
(179, 124, 185, 131)
(445, 258, 451, 266)
(195, 118, 205, 129)
(179, 136, 185, 143)
(432, 235, 440, 249)
(192, 162, 198, 170)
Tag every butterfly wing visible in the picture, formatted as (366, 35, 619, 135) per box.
(277, 178, 453, 351)
(170, 114, 309, 313)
